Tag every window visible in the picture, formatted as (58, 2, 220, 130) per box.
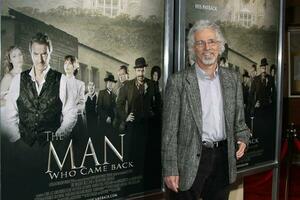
(239, 11, 252, 27)
(79, 63, 89, 85)
(91, 67, 100, 90)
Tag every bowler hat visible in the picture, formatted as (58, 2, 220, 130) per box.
(134, 57, 148, 68)
(260, 58, 268, 66)
(104, 72, 117, 82)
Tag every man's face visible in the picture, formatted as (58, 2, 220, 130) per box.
(31, 42, 51, 72)
(88, 82, 95, 93)
(64, 60, 75, 76)
(135, 67, 146, 82)
(260, 66, 267, 75)
(193, 28, 220, 66)
(118, 69, 128, 83)
(106, 81, 114, 90)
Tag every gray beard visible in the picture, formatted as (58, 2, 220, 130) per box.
(202, 56, 217, 65)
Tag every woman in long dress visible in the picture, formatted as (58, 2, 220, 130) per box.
(0, 46, 24, 141)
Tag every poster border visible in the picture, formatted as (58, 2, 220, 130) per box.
(173, 0, 284, 188)
(288, 27, 300, 98)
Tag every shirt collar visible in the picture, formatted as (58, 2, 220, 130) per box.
(29, 65, 51, 82)
(66, 75, 75, 79)
(135, 78, 145, 87)
(195, 63, 219, 80)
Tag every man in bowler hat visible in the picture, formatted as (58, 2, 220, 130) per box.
(249, 58, 275, 114)
(249, 58, 275, 153)
(97, 72, 117, 138)
(116, 57, 160, 187)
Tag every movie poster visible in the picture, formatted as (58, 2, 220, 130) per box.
(1, 1, 164, 199)
(184, 0, 280, 169)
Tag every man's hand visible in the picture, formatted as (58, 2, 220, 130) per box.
(106, 117, 112, 124)
(254, 100, 260, 108)
(126, 112, 135, 122)
(236, 141, 247, 160)
(164, 176, 179, 192)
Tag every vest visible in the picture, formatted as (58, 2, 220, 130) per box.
(17, 69, 62, 146)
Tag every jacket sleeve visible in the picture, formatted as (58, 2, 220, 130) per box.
(234, 73, 251, 146)
(161, 74, 181, 177)
(56, 75, 78, 136)
(77, 81, 86, 114)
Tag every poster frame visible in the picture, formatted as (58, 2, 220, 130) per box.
(0, 0, 172, 199)
(288, 26, 300, 98)
(172, 0, 285, 199)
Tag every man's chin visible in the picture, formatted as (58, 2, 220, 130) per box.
(202, 59, 217, 65)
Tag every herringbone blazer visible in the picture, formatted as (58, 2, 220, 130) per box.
(161, 66, 250, 191)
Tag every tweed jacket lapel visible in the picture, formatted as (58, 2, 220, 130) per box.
(185, 67, 202, 135)
(219, 67, 232, 130)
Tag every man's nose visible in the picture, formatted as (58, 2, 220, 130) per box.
(204, 41, 210, 50)
(40, 55, 45, 63)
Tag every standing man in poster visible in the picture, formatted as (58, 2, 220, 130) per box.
(97, 72, 117, 138)
(162, 20, 250, 200)
(248, 58, 275, 154)
(113, 65, 129, 98)
(249, 58, 275, 114)
(4, 32, 77, 199)
(6, 33, 78, 143)
(116, 57, 160, 182)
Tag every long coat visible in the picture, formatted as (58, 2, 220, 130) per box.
(116, 78, 159, 126)
(97, 89, 116, 135)
(161, 66, 250, 191)
(249, 74, 275, 112)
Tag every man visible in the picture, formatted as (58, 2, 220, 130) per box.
(97, 72, 117, 137)
(6, 33, 77, 144)
(249, 58, 275, 114)
(113, 65, 129, 98)
(113, 65, 129, 132)
(248, 58, 275, 148)
(242, 71, 251, 126)
(162, 20, 250, 200)
(116, 57, 160, 186)
(5, 32, 77, 198)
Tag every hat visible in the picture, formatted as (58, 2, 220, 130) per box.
(134, 57, 148, 68)
(260, 58, 268, 66)
(104, 72, 117, 82)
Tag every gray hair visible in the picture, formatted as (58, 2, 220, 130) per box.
(187, 20, 226, 62)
